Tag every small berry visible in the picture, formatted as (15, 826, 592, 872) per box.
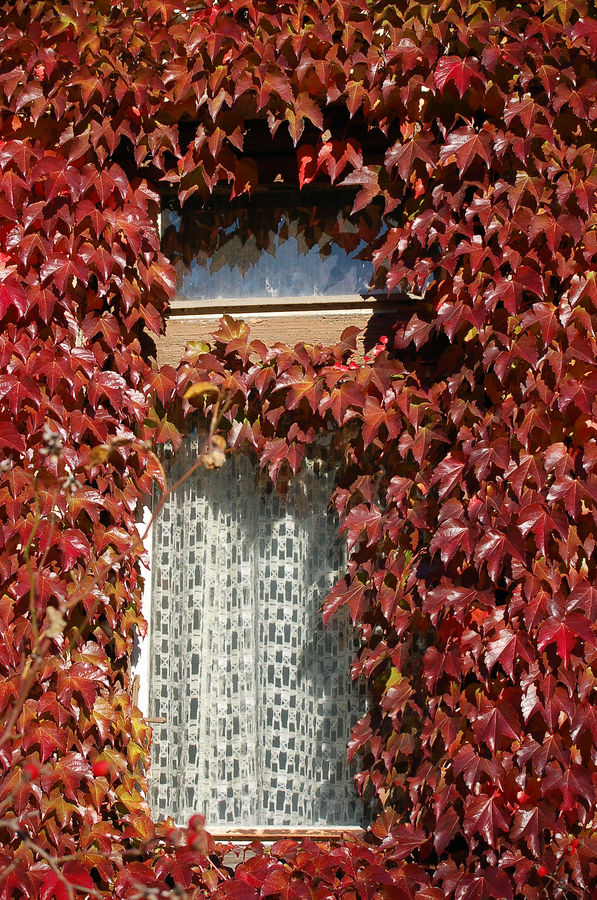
(186, 826, 208, 853)
(565, 844, 574, 854)
(571, 838, 580, 849)
(537, 864, 548, 877)
(348, 361, 359, 370)
(185, 828, 207, 851)
(92, 760, 110, 777)
(363, 355, 370, 362)
(379, 335, 389, 345)
(188, 813, 205, 831)
(23, 762, 40, 780)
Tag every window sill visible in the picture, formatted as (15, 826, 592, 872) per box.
(166, 291, 410, 317)
(209, 825, 366, 843)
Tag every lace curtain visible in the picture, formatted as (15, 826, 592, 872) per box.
(148, 436, 367, 827)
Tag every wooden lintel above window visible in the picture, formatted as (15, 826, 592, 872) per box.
(155, 308, 407, 367)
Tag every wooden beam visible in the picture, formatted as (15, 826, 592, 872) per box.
(155, 309, 407, 367)
(167, 292, 405, 314)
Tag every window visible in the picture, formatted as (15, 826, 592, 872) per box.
(161, 186, 385, 307)
(140, 181, 383, 834)
(146, 438, 368, 829)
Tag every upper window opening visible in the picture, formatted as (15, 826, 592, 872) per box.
(161, 187, 389, 304)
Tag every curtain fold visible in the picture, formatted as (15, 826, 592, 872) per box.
(149, 436, 367, 827)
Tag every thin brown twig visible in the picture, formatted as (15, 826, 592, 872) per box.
(23, 473, 42, 647)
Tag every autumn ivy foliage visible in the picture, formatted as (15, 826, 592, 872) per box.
(0, 0, 223, 897)
(1, 0, 597, 898)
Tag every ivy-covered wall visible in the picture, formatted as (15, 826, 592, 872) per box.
(1, 1, 597, 898)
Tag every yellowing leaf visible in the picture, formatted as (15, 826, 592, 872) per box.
(44, 606, 66, 639)
(184, 381, 220, 403)
(88, 444, 111, 465)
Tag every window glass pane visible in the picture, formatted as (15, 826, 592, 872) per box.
(148, 437, 368, 827)
(161, 188, 387, 301)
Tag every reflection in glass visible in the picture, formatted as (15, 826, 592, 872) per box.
(161, 188, 388, 301)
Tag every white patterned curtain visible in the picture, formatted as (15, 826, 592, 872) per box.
(148, 435, 367, 827)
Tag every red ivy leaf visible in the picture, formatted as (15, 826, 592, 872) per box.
(385, 133, 437, 181)
(361, 396, 400, 447)
(542, 763, 595, 814)
(434, 808, 460, 855)
(0, 420, 26, 453)
(340, 166, 381, 213)
(434, 56, 486, 97)
(485, 268, 544, 314)
(473, 527, 526, 582)
(0, 279, 28, 316)
(429, 517, 474, 566)
(215, 881, 259, 900)
(510, 805, 555, 857)
(61, 528, 90, 570)
(342, 503, 383, 550)
(48, 752, 92, 802)
(324, 576, 367, 625)
(297, 145, 317, 188)
(62, 863, 94, 893)
(260, 867, 311, 900)
(463, 792, 510, 847)
(22, 721, 66, 762)
(439, 126, 493, 173)
(455, 870, 513, 900)
(518, 502, 567, 556)
(537, 614, 596, 667)
(37, 870, 70, 900)
(571, 16, 597, 52)
(484, 628, 534, 679)
(471, 697, 520, 752)
(150, 366, 177, 407)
